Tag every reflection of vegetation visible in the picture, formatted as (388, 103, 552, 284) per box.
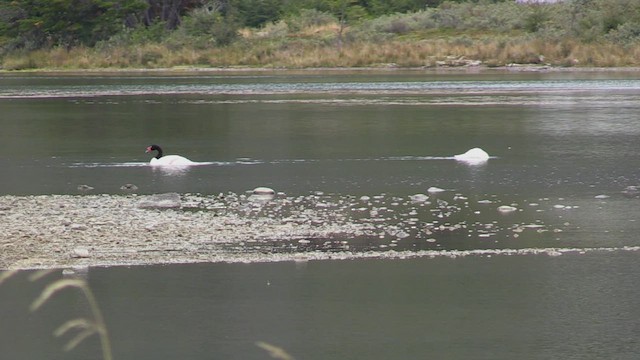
(3, 0, 640, 69)
(0, 270, 113, 360)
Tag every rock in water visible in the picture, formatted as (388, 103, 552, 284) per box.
(409, 194, 429, 202)
(497, 205, 518, 213)
(137, 193, 181, 209)
(249, 187, 276, 202)
(120, 183, 139, 191)
(252, 187, 276, 195)
(622, 186, 639, 198)
(454, 148, 490, 165)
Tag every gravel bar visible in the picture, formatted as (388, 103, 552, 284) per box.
(2, 192, 637, 270)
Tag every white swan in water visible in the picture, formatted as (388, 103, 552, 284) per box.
(146, 144, 195, 166)
(454, 147, 490, 164)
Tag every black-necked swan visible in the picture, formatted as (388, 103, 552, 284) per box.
(145, 144, 195, 166)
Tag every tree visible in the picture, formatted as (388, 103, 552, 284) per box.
(326, 0, 366, 50)
(180, 1, 240, 46)
(231, 0, 284, 28)
(0, 0, 146, 50)
(140, 0, 203, 29)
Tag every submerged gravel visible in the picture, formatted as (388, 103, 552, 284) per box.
(0, 192, 381, 269)
(1, 192, 637, 270)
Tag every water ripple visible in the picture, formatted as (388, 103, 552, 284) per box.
(3, 79, 640, 107)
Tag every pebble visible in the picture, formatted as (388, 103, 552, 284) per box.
(409, 194, 429, 202)
(121, 184, 139, 191)
(137, 193, 181, 209)
(72, 247, 90, 258)
(69, 224, 88, 231)
(77, 185, 94, 192)
(427, 187, 445, 193)
(497, 205, 517, 213)
(252, 187, 276, 195)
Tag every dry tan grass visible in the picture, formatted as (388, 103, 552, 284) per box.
(5, 34, 640, 70)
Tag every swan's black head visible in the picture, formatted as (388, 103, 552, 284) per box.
(145, 144, 163, 159)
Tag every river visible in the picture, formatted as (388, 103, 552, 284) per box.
(1, 69, 640, 359)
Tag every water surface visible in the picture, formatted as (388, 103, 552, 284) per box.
(2, 70, 640, 359)
(3, 253, 640, 360)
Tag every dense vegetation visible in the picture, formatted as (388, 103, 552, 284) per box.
(2, 0, 640, 70)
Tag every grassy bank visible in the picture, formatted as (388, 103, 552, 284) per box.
(6, 35, 640, 70)
(3, 1, 640, 70)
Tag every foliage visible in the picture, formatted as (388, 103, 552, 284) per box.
(0, 0, 146, 51)
(179, 4, 240, 46)
(285, 8, 336, 32)
(232, 0, 284, 28)
(4, 0, 640, 69)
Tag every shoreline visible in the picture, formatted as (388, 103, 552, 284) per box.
(5, 64, 640, 76)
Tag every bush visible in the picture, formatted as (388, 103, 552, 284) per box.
(606, 21, 640, 45)
(257, 21, 290, 39)
(180, 6, 239, 46)
(285, 9, 336, 32)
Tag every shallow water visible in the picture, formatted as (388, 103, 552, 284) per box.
(3, 253, 640, 360)
(3, 70, 640, 358)
(2, 70, 640, 251)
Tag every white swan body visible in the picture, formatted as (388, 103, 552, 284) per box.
(149, 155, 195, 166)
(454, 147, 490, 164)
(146, 144, 195, 166)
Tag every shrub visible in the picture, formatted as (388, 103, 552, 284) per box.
(605, 21, 640, 45)
(286, 9, 336, 32)
(248, 20, 288, 40)
(177, 5, 239, 46)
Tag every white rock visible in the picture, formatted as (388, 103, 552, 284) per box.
(69, 223, 88, 231)
(595, 194, 609, 199)
(497, 205, 518, 213)
(72, 247, 90, 258)
(427, 187, 446, 194)
(138, 193, 181, 209)
(252, 187, 275, 195)
(249, 187, 276, 202)
(409, 194, 429, 202)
